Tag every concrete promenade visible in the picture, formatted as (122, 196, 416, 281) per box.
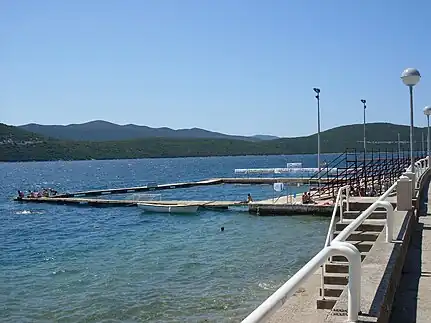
(389, 176, 431, 323)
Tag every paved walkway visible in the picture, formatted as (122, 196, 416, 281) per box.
(389, 178, 431, 323)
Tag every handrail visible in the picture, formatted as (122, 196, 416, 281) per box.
(309, 151, 347, 181)
(333, 200, 394, 244)
(241, 242, 361, 323)
(324, 185, 350, 248)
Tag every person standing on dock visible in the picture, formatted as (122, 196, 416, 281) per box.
(247, 194, 253, 203)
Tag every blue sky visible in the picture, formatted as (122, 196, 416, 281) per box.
(1, 0, 431, 137)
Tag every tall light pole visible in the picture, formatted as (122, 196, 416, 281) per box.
(361, 99, 367, 154)
(422, 132, 425, 154)
(401, 68, 421, 174)
(424, 106, 431, 158)
(313, 88, 321, 173)
(398, 133, 401, 155)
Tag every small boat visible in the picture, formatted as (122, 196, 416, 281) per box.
(138, 203, 199, 214)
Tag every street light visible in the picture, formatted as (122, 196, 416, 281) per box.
(398, 133, 401, 155)
(313, 88, 321, 173)
(424, 106, 431, 158)
(401, 68, 421, 174)
(361, 99, 367, 154)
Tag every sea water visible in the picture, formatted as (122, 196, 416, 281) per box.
(0, 155, 332, 322)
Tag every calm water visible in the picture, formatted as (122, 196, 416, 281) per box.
(1, 155, 332, 322)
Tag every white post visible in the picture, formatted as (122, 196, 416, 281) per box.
(409, 85, 415, 175)
(320, 265, 325, 299)
(404, 171, 416, 196)
(397, 175, 412, 212)
(332, 241, 362, 313)
(398, 133, 401, 155)
(422, 131, 425, 155)
(376, 200, 394, 243)
(428, 115, 430, 158)
(317, 96, 321, 175)
(363, 101, 367, 154)
(339, 192, 344, 223)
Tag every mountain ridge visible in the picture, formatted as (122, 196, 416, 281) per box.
(19, 120, 279, 142)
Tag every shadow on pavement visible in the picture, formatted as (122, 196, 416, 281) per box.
(389, 222, 423, 323)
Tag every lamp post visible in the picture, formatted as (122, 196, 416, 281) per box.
(313, 88, 321, 173)
(401, 68, 421, 174)
(424, 106, 431, 158)
(422, 132, 425, 155)
(398, 133, 401, 155)
(361, 99, 367, 154)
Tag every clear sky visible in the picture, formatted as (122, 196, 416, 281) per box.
(1, 0, 431, 137)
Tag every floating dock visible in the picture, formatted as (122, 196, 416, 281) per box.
(55, 177, 331, 198)
(14, 196, 335, 215)
(55, 178, 224, 198)
(14, 197, 243, 209)
(14, 177, 338, 215)
(220, 177, 330, 185)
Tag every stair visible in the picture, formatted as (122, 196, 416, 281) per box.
(325, 262, 349, 274)
(343, 210, 387, 220)
(316, 296, 338, 309)
(332, 253, 367, 262)
(324, 273, 349, 285)
(316, 218, 384, 310)
(335, 220, 385, 232)
(319, 284, 345, 297)
(347, 201, 397, 212)
(334, 230, 380, 242)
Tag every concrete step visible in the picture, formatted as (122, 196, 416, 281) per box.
(334, 230, 380, 242)
(335, 221, 385, 232)
(323, 273, 349, 285)
(319, 284, 345, 297)
(325, 262, 349, 274)
(332, 252, 367, 262)
(343, 210, 387, 220)
(316, 296, 338, 309)
(351, 240, 374, 252)
(324, 241, 373, 255)
(347, 200, 396, 212)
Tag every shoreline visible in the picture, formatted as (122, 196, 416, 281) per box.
(0, 152, 341, 163)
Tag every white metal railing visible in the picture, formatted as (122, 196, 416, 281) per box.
(324, 185, 350, 248)
(333, 200, 394, 244)
(415, 156, 429, 182)
(241, 156, 430, 323)
(241, 241, 361, 323)
(406, 156, 429, 189)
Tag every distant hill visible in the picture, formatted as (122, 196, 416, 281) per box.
(0, 123, 45, 142)
(251, 135, 280, 140)
(1, 122, 427, 162)
(19, 120, 265, 142)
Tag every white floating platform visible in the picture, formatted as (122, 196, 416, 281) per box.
(234, 167, 337, 175)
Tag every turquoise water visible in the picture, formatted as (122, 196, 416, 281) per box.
(1, 155, 331, 322)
